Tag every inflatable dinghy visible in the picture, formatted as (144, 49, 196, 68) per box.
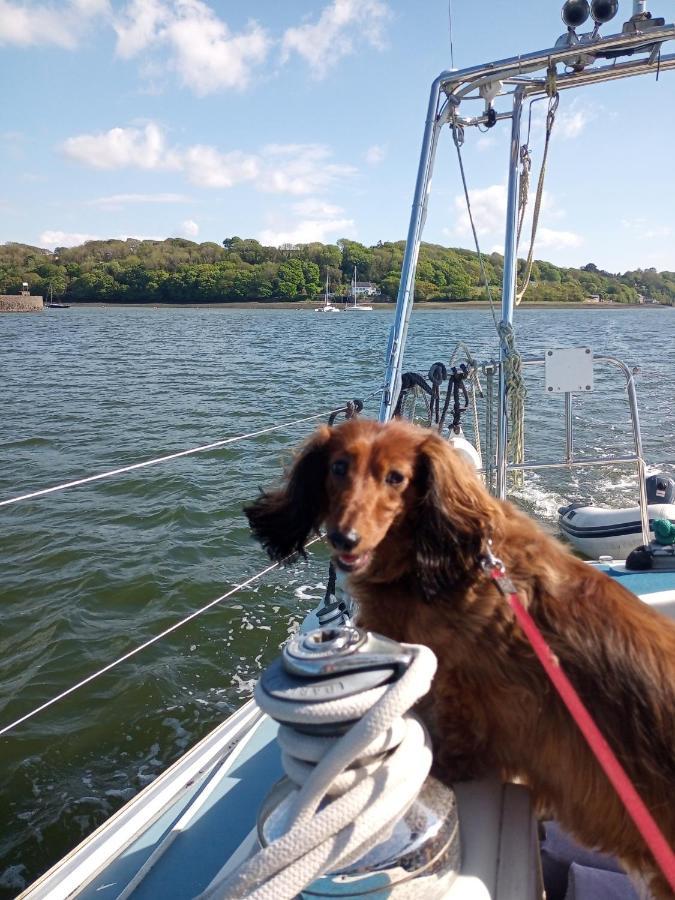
(558, 474, 675, 560)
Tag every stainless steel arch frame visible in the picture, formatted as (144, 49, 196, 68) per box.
(379, 14, 673, 544)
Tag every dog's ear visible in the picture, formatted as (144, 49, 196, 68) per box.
(414, 432, 497, 599)
(244, 426, 332, 562)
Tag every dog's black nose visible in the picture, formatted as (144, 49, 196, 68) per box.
(328, 529, 360, 552)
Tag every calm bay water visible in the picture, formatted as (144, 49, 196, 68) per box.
(0, 305, 673, 895)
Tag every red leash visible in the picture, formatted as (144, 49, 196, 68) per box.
(481, 544, 675, 893)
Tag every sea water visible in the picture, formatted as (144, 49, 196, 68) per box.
(0, 305, 673, 895)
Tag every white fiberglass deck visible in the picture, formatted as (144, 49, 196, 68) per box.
(19, 565, 675, 899)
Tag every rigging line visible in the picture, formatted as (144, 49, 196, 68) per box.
(515, 91, 559, 305)
(0, 408, 348, 509)
(0, 537, 322, 739)
(450, 113, 500, 331)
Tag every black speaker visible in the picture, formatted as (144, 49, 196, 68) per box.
(590, 0, 619, 23)
(561, 0, 590, 27)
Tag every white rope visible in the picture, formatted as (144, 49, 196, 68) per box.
(516, 144, 532, 249)
(0, 408, 349, 509)
(199, 644, 438, 900)
(0, 537, 322, 738)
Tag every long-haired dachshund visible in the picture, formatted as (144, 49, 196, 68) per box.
(245, 418, 675, 898)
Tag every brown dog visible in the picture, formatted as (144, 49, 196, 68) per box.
(245, 418, 675, 897)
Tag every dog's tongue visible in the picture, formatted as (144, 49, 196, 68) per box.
(339, 553, 360, 564)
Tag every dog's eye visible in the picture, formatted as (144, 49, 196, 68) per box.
(331, 459, 348, 477)
(385, 470, 405, 486)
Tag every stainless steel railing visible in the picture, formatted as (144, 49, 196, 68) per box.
(483, 354, 651, 546)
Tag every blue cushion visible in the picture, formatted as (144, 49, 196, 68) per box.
(541, 821, 628, 900)
(565, 862, 639, 900)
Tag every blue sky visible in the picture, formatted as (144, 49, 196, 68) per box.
(1, 0, 673, 272)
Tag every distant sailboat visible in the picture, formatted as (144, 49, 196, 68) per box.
(345, 266, 373, 311)
(315, 272, 340, 313)
(45, 284, 70, 309)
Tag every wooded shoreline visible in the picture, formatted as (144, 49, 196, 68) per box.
(3, 236, 674, 306)
(71, 300, 671, 310)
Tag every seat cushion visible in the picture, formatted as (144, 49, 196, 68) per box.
(540, 821, 631, 900)
(565, 862, 640, 900)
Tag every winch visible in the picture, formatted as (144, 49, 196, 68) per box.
(215, 625, 461, 899)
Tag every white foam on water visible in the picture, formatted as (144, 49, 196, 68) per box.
(512, 477, 567, 523)
(294, 583, 323, 602)
(230, 673, 256, 697)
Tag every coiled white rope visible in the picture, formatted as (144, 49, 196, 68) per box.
(198, 644, 437, 900)
(0, 407, 350, 509)
(0, 537, 322, 738)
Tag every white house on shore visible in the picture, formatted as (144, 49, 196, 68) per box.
(354, 281, 381, 297)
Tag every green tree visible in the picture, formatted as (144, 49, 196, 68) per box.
(339, 240, 373, 281)
(276, 259, 305, 299)
(301, 260, 321, 296)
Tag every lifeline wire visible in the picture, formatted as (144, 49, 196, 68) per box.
(0, 408, 348, 509)
(0, 538, 321, 739)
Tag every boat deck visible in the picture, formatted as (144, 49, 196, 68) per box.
(599, 563, 675, 618)
(20, 565, 675, 899)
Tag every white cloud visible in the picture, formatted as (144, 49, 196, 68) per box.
(40, 230, 169, 249)
(91, 192, 190, 209)
(0, 0, 108, 47)
(365, 144, 386, 165)
(179, 219, 199, 238)
(259, 197, 355, 246)
(62, 123, 178, 170)
(621, 217, 673, 241)
(257, 144, 356, 195)
(556, 105, 595, 140)
(259, 217, 355, 247)
(640, 250, 675, 270)
(114, 0, 166, 57)
(3, 0, 392, 96)
(114, 0, 270, 94)
(40, 230, 101, 248)
(476, 134, 496, 152)
(281, 0, 391, 75)
(641, 226, 673, 240)
(527, 97, 597, 142)
(449, 182, 582, 254)
(292, 199, 344, 217)
(164, 5, 269, 94)
(534, 227, 583, 250)
(182, 146, 259, 188)
(451, 184, 508, 239)
(61, 124, 355, 196)
(5, 0, 386, 93)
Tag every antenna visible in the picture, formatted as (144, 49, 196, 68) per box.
(448, 0, 455, 68)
